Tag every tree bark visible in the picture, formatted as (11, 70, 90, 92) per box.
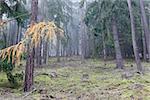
(35, 39, 42, 67)
(139, 0, 150, 61)
(127, 0, 143, 72)
(15, 22, 20, 44)
(24, 44, 35, 92)
(24, 0, 38, 92)
(102, 33, 106, 61)
(56, 32, 60, 62)
(112, 18, 124, 69)
(141, 16, 147, 61)
(142, 32, 147, 61)
(43, 40, 48, 64)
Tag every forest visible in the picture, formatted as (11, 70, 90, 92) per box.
(0, 0, 150, 99)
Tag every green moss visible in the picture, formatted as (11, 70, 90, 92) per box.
(0, 58, 150, 99)
(35, 75, 52, 85)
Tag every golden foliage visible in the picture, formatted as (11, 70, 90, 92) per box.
(25, 22, 64, 47)
(0, 21, 64, 64)
(0, 42, 25, 64)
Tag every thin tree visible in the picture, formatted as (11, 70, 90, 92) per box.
(112, 17, 124, 69)
(24, 0, 38, 92)
(127, 0, 143, 73)
(141, 16, 147, 61)
(139, 0, 150, 61)
(56, 32, 61, 62)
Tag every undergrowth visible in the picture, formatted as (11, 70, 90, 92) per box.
(0, 58, 149, 100)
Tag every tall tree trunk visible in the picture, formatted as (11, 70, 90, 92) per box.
(2, 30, 7, 48)
(141, 16, 147, 61)
(139, 0, 150, 61)
(56, 32, 60, 62)
(18, 26, 22, 42)
(35, 40, 42, 67)
(24, 44, 35, 92)
(24, 0, 38, 92)
(112, 18, 124, 69)
(81, 24, 86, 60)
(16, 22, 20, 44)
(102, 33, 106, 61)
(142, 32, 147, 61)
(127, 0, 143, 72)
(43, 40, 48, 64)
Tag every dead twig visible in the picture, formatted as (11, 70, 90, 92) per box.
(22, 87, 37, 98)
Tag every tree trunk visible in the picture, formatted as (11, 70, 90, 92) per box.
(139, 0, 150, 61)
(141, 16, 147, 61)
(81, 25, 86, 60)
(127, 0, 143, 72)
(16, 22, 20, 44)
(24, 44, 35, 92)
(102, 33, 106, 61)
(56, 33, 60, 62)
(142, 32, 147, 61)
(24, 0, 38, 92)
(19, 26, 22, 42)
(43, 40, 48, 64)
(36, 39, 42, 67)
(112, 18, 124, 69)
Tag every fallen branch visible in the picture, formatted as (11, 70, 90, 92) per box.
(22, 87, 37, 98)
(34, 72, 68, 78)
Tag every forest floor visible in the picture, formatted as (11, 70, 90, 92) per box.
(0, 57, 150, 100)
